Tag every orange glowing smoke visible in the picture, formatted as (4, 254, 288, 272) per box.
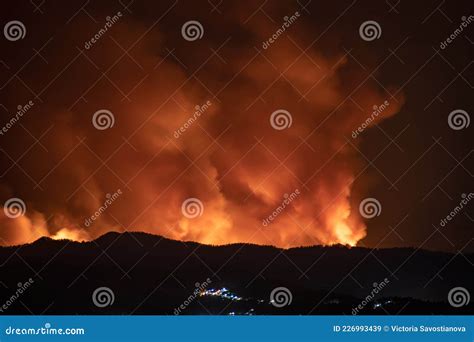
(0, 3, 402, 248)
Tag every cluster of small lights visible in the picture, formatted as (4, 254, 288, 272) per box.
(199, 287, 243, 301)
(373, 299, 393, 309)
(228, 308, 255, 316)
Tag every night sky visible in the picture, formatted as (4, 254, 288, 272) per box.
(0, 0, 472, 252)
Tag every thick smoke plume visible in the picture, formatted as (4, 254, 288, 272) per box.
(0, 2, 402, 247)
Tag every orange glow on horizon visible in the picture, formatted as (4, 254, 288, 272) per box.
(50, 228, 89, 242)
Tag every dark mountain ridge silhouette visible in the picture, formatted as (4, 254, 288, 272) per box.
(0, 231, 472, 314)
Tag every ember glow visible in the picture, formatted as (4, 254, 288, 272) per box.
(0, 2, 403, 248)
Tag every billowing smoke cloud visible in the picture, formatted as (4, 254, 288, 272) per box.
(0, 2, 402, 247)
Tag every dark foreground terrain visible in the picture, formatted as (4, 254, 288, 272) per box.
(0, 232, 472, 315)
